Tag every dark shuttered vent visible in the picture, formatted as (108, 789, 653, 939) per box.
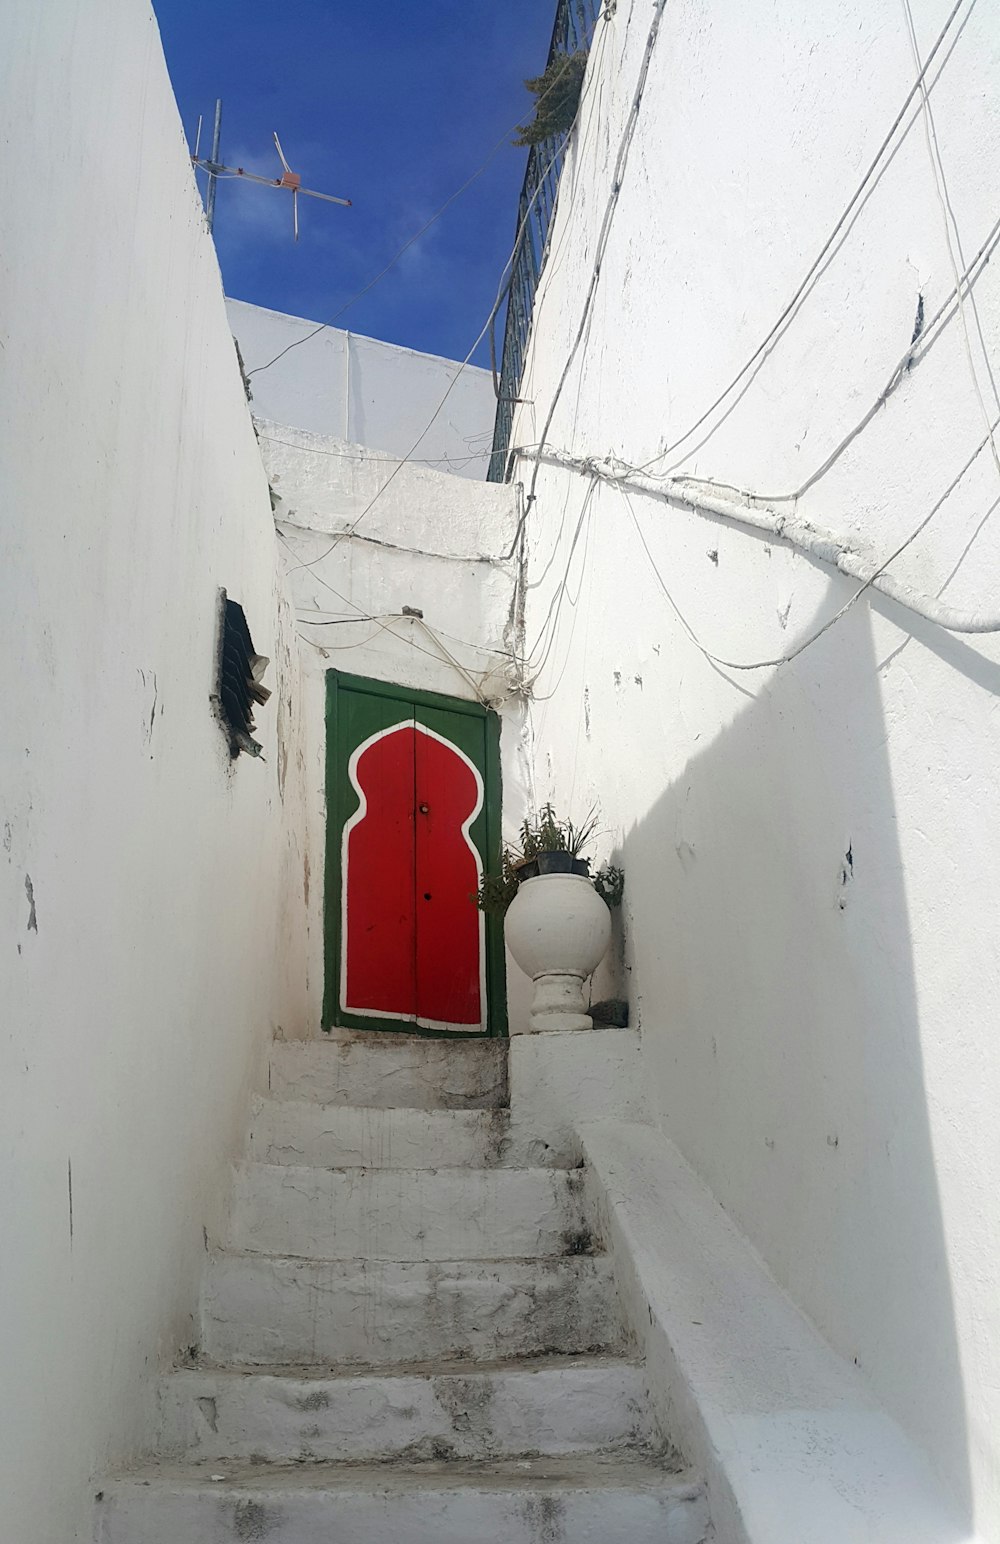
(216, 592, 271, 758)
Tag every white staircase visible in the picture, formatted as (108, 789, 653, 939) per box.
(95, 1031, 709, 1543)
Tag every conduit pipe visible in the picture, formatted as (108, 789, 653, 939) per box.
(536, 448, 1000, 635)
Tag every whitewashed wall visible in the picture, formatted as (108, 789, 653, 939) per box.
(258, 421, 532, 1033)
(227, 300, 497, 479)
(0, 5, 309, 1540)
(509, 0, 1000, 1535)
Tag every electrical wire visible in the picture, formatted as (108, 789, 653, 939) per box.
(259, 432, 490, 470)
(652, 205, 1000, 517)
(280, 527, 509, 701)
(276, 505, 508, 567)
(698, 205, 1000, 505)
(296, 608, 506, 701)
(245, 45, 612, 382)
(277, 531, 362, 618)
(509, 0, 667, 563)
(279, 135, 574, 586)
(518, 489, 598, 700)
(901, 0, 1000, 485)
(637, 0, 972, 477)
(613, 418, 1000, 673)
(516, 475, 600, 684)
(295, 607, 513, 660)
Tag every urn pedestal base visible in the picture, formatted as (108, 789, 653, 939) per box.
(528, 972, 594, 1033)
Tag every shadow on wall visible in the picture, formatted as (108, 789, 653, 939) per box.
(623, 584, 986, 1526)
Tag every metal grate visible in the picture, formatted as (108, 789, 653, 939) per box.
(217, 593, 271, 758)
(487, 0, 602, 482)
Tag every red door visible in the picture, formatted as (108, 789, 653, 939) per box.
(339, 719, 486, 1033)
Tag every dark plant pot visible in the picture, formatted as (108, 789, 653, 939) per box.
(571, 857, 591, 877)
(536, 851, 575, 875)
(514, 857, 539, 881)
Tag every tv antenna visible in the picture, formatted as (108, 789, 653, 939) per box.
(191, 100, 351, 241)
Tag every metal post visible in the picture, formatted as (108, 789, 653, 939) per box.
(205, 99, 222, 233)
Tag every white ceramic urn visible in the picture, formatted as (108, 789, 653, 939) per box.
(504, 872, 612, 1032)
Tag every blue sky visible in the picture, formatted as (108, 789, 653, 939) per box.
(153, 0, 555, 367)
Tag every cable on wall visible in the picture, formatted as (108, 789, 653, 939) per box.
(259, 432, 491, 472)
(532, 441, 1000, 659)
(277, 136, 576, 591)
(278, 522, 512, 704)
(295, 607, 513, 660)
(636, 0, 973, 478)
(507, 0, 668, 563)
(515, 474, 600, 686)
(697, 205, 1000, 505)
(901, 0, 1000, 485)
(295, 608, 507, 704)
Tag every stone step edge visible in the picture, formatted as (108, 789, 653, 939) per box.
(168, 1351, 643, 1380)
(207, 1242, 608, 1267)
(100, 1453, 702, 1493)
(233, 1158, 584, 1181)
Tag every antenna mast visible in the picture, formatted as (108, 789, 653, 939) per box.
(191, 104, 351, 242)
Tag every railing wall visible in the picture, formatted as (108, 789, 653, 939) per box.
(487, 0, 602, 482)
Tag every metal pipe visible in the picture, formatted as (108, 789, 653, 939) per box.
(205, 99, 222, 233)
(535, 447, 1000, 636)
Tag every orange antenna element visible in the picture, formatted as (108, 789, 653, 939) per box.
(192, 120, 351, 243)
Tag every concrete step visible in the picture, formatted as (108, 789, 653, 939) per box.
(96, 1454, 709, 1544)
(227, 1162, 594, 1262)
(269, 1032, 508, 1111)
(248, 1099, 574, 1169)
(157, 1355, 654, 1463)
(202, 1253, 625, 1368)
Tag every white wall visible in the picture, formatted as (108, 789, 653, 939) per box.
(256, 421, 532, 1033)
(508, 1, 1000, 1536)
(227, 299, 498, 479)
(0, 5, 309, 1540)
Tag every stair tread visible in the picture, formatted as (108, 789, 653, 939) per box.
(107, 1452, 698, 1494)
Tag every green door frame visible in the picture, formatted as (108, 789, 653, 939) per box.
(323, 669, 508, 1038)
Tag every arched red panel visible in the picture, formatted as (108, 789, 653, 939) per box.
(342, 723, 416, 1017)
(415, 727, 483, 1027)
(342, 722, 484, 1029)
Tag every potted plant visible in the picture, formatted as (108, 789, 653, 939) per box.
(513, 802, 597, 878)
(476, 806, 624, 1033)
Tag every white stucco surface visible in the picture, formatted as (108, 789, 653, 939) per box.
(0, 4, 309, 1539)
(227, 300, 497, 478)
(507, 1, 1000, 1534)
(583, 1121, 975, 1544)
(255, 421, 536, 1032)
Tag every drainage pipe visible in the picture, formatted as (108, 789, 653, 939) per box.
(536, 448, 1000, 635)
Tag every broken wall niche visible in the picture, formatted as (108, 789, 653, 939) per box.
(216, 592, 272, 758)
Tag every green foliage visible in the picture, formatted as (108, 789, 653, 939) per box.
(477, 805, 624, 917)
(513, 51, 588, 147)
(593, 863, 625, 909)
(475, 848, 520, 917)
(529, 802, 598, 856)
